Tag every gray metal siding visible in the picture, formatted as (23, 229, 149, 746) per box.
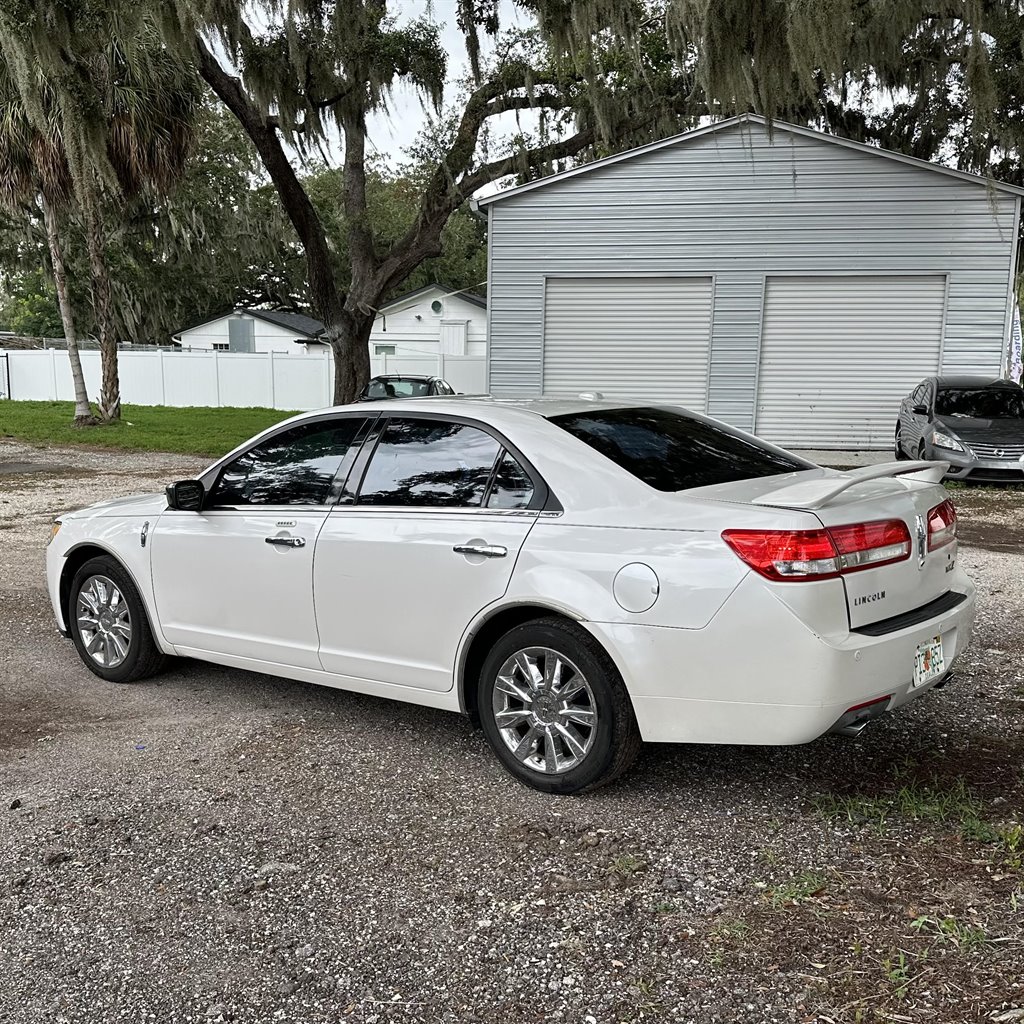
(487, 121, 1018, 435)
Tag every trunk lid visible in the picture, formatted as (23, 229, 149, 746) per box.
(690, 462, 957, 628)
(807, 478, 956, 628)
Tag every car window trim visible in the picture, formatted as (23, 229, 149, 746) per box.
(344, 411, 557, 513)
(202, 411, 377, 511)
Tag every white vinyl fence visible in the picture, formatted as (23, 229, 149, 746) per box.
(0, 348, 488, 410)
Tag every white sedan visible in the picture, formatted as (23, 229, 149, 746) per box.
(46, 399, 975, 793)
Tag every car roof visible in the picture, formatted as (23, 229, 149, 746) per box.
(933, 375, 1023, 389)
(368, 374, 441, 383)
(341, 395, 657, 422)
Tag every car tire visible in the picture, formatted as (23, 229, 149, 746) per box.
(68, 555, 167, 683)
(477, 617, 642, 794)
(894, 422, 907, 460)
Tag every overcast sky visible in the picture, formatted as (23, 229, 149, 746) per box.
(363, 0, 533, 183)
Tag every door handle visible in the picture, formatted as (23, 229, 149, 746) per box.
(453, 543, 507, 558)
(265, 536, 305, 548)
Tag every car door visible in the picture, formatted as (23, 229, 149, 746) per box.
(312, 414, 543, 692)
(150, 415, 370, 669)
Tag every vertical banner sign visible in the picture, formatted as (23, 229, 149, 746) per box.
(1012, 301, 1023, 384)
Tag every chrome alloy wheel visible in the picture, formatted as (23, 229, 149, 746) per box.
(76, 575, 132, 668)
(491, 647, 598, 774)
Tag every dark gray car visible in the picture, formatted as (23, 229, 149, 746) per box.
(895, 375, 1024, 483)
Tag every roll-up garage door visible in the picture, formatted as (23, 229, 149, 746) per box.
(756, 275, 945, 449)
(542, 277, 713, 411)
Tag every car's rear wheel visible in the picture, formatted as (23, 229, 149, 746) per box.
(894, 422, 907, 459)
(69, 555, 167, 683)
(477, 617, 641, 794)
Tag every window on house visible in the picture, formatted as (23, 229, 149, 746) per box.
(430, 300, 444, 315)
(374, 344, 396, 356)
(212, 343, 229, 351)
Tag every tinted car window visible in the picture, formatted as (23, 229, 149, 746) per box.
(359, 418, 501, 507)
(550, 407, 809, 492)
(210, 419, 363, 506)
(487, 452, 535, 509)
(364, 378, 433, 399)
(935, 387, 1024, 419)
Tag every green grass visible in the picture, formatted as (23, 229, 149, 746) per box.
(766, 869, 829, 907)
(0, 401, 297, 458)
(909, 914, 991, 951)
(814, 776, 983, 829)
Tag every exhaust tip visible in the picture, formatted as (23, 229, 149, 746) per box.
(829, 695, 892, 738)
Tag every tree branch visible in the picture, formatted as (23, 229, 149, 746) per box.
(374, 126, 595, 298)
(485, 91, 570, 116)
(194, 40, 343, 325)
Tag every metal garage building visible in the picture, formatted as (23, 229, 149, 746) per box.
(474, 114, 1023, 449)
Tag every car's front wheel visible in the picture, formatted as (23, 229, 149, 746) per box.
(69, 555, 167, 683)
(478, 618, 641, 793)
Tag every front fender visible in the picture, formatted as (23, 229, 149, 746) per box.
(47, 516, 172, 653)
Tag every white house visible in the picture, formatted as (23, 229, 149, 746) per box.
(362, 284, 488, 359)
(173, 309, 325, 353)
(172, 286, 487, 359)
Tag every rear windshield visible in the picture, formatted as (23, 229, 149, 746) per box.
(365, 378, 432, 399)
(550, 407, 808, 492)
(935, 387, 1024, 420)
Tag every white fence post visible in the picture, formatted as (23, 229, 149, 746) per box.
(157, 348, 166, 404)
(213, 349, 221, 406)
(50, 347, 59, 399)
(268, 349, 276, 408)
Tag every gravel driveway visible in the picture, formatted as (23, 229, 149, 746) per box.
(2, 440, 1022, 1024)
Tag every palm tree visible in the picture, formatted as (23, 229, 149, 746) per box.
(0, 67, 93, 425)
(0, 19, 199, 421)
(81, 37, 199, 421)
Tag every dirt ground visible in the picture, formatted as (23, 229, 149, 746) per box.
(1, 439, 1022, 1024)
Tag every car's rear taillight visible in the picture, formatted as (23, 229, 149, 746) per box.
(827, 520, 913, 571)
(722, 519, 912, 583)
(927, 498, 957, 551)
(721, 529, 841, 582)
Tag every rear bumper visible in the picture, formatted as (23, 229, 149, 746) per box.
(586, 573, 976, 746)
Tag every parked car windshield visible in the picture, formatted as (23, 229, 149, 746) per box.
(935, 387, 1024, 420)
(365, 378, 433, 399)
(550, 407, 809, 492)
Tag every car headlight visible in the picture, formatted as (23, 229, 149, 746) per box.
(931, 430, 965, 453)
(48, 520, 62, 545)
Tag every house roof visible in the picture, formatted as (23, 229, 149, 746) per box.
(173, 307, 325, 340)
(377, 284, 486, 314)
(246, 309, 325, 336)
(472, 113, 1024, 209)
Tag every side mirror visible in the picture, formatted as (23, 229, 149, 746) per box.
(166, 479, 205, 512)
(913, 404, 929, 416)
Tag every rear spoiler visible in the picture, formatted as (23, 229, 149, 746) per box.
(751, 460, 950, 510)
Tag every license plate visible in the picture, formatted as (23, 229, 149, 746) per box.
(913, 635, 945, 687)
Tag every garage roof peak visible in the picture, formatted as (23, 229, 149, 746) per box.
(472, 113, 1024, 208)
